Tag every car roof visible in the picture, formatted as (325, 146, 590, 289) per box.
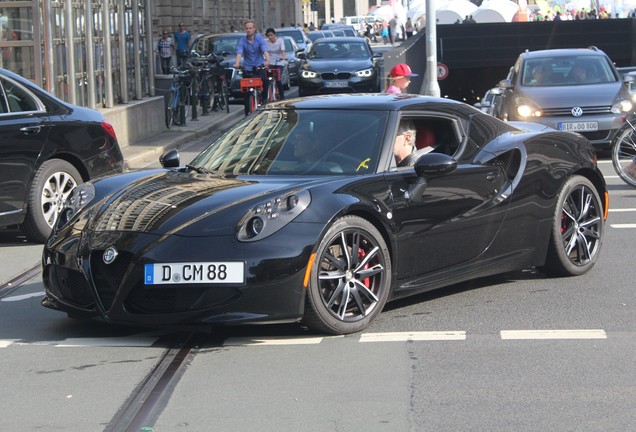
(313, 36, 366, 43)
(520, 47, 608, 60)
(266, 93, 464, 111)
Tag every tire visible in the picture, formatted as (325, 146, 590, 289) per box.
(611, 123, 636, 187)
(21, 159, 82, 243)
(165, 92, 175, 128)
(248, 93, 258, 113)
(302, 216, 392, 335)
(541, 175, 604, 276)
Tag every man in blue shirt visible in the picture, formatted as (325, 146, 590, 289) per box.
(234, 19, 270, 115)
(174, 22, 191, 66)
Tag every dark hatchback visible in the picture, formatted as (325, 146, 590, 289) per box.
(297, 37, 382, 96)
(0, 68, 123, 242)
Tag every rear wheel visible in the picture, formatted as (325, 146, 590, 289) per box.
(302, 216, 391, 335)
(21, 159, 82, 243)
(611, 123, 636, 187)
(541, 175, 604, 276)
(165, 92, 175, 128)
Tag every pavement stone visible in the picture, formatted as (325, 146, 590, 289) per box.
(122, 102, 245, 170)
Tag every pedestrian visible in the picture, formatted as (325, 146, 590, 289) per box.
(381, 20, 389, 44)
(385, 63, 418, 95)
(389, 15, 398, 45)
(265, 28, 286, 100)
(174, 22, 191, 67)
(157, 30, 174, 74)
(234, 19, 270, 116)
(405, 18, 414, 38)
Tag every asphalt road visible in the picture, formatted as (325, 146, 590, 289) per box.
(1, 136, 634, 430)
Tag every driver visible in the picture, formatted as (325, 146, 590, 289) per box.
(394, 120, 417, 166)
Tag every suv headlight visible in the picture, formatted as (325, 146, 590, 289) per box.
(355, 68, 374, 77)
(237, 190, 311, 242)
(301, 70, 318, 79)
(611, 99, 633, 114)
(516, 104, 543, 118)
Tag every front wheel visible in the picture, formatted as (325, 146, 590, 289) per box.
(302, 216, 392, 335)
(248, 92, 258, 113)
(165, 92, 175, 128)
(611, 123, 636, 187)
(541, 175, 604, 276)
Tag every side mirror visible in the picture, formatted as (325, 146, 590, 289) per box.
(297, 51, 306, 59)
(490, 87, 502, 95)
(372, 52, 383, 59)
(498, 79, 513, 89)
(160, 149, 180, 168)
(414, 153, 457, 177)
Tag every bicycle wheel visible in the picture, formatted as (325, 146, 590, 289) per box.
(248, 92, 258, 114)
(267, 81, 276, 103)
(222, 79, 230, 113)
(611, 123, 636, 187)
(165, 91, 175, 128)
(182, 87, 191, 120)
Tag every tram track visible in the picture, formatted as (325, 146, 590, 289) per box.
(0, 263, 40, 300)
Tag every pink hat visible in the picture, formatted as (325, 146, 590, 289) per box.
(389, 63, 418, 78)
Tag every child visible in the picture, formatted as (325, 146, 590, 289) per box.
(385, 63, 418, 94)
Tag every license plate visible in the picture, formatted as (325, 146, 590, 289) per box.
(324, 81, 348, 88)
(558, 121, 598, 132)
(144, 262, 244, 285)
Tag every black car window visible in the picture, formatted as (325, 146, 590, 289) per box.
(0, 77, 39, 113)
(191, 109, 388, 176)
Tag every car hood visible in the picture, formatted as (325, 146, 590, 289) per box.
(89, 171, 321, 237)
(305, 58, 374, 72)
(519, 82, 623, 107)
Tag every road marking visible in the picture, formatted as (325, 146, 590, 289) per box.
(360, 331, 466, 342)
(608, 208, 636, 213)
(224, 336, 327, 346)
(610, 224, 636, 229)
(500, 329, 607, 340)
(1, 291, 44, 302)
(0, 339, 18, 348)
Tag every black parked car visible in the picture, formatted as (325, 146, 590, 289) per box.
(43, 94, 606, 335)
(0, 68, 123, 242)
(297, 37, 382, 96)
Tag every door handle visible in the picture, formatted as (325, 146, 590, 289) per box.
(20, 125, 42, 135)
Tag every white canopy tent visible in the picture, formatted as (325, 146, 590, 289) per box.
(473, 0, 519, 22)
(435, 0, 478, 24)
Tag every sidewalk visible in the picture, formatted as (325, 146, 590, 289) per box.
(122, 101, 245, 170)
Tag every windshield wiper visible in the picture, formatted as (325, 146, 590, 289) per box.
(186, 164, 213, 175)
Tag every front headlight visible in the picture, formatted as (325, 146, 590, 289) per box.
(355, 68, 374, 78)
(611, 99, 633, 114)
(301, 70, 318, 79)
(237, 189, 311, 242)
(56, 182, 96, 229)
(516, 104, 542, 118)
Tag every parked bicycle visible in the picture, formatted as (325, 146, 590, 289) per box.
(165, 65, 193, 128)
(611, 116, 636, 187)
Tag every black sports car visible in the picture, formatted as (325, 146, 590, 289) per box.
(297, 37, 382, 96)
(42, 94, 608, 335)
(0, 68, 124, 242)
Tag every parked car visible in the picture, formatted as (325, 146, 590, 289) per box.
(321, 23, 359, 37)
(280, 35, 301, 86)
(0, 68, 123, 243)
(308, 30, 334, 43)
(474, 87, 500, 116)
(297, 37, 382, 96)
(495, 47, 633, 150)
(42, 94, 607, 335)
(617, 66, 636, 100)
(189, 32, 292, 98)
(274, 27, 312, 52)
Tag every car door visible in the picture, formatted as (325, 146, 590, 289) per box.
(386, 115, 510, 280)
(0, 75, 50, 226)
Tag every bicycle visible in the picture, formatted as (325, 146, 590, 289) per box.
(211, 61, 230, 114)
(239, 66, 265, 114)
(165, 66, 192, 128)
(611, 116, 636, 187)
(265, 59, 286, 103)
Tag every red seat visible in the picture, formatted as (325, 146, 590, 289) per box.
(415, 125, 435, 150)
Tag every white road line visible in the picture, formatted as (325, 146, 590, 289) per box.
(0, 340, 18, 348)
(1, 291, 45, 302)
(610, 224, 636, 229)
(500, 329, 607, 340)
(608, 208, 636, 213)
(360, 331, 466, 342)
(224, 336, 327, 346)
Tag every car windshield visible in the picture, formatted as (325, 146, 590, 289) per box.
(521, 55, 617, 87)
(310, 41, 370, 59)
(276, 30, 305, 44)
(190, 109, 388, 176)
(207, 36, 241, 55)
(283, 38, 295, 52)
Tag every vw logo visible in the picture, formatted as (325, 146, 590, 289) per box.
(571, 107, 583, 117)
(103, 247, 119, 265)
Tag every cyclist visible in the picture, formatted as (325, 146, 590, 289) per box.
(234, 19, 270, 116)
(265, 28, 286, 100)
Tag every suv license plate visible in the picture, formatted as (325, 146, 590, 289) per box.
(558, 122, 598, 132)
(144, 262, 244, 285)
(324, 81, 348, 88)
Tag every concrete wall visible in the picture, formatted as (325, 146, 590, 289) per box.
(100, 96, 166, 148)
